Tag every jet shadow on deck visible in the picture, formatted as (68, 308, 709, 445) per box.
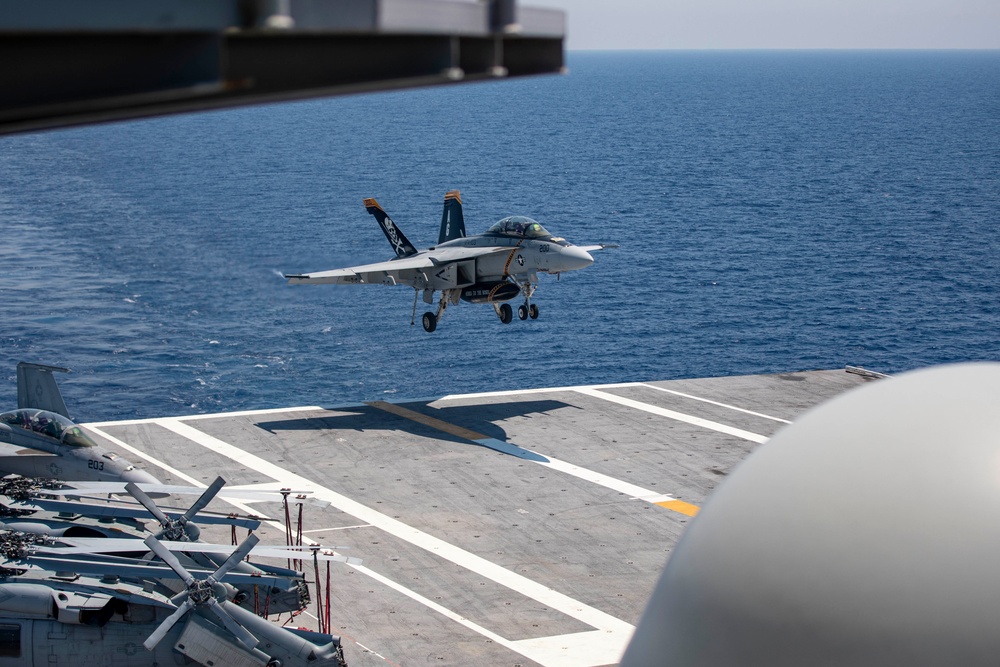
(255, 399, 577, 462)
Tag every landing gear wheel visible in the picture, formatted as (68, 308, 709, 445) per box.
(529, 304, 539, 319)
(518, 304, 529, 320)
(422, 311, 437, 332)
(499, 303, 513, 324)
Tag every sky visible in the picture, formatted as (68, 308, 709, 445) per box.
(538, 0, 1000, 50)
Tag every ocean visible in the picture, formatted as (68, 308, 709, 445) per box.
(1, 50, 999, 422)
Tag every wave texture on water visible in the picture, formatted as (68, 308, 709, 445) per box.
(1, 51, 999, 421)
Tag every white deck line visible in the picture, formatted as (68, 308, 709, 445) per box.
(637, 383, 792, 424)
(441, 381, 789, 425)
(472, 438, 681, 504)
(83, 425, 208, 486)
(85, 422, 618, 666)
(438, 382, 641, 401)
(574, 387, 769, 444)
(86, 405, 324, 428)
(148, 417, 634, 667)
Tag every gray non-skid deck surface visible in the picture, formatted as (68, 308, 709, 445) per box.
(84, 369, 868, 667)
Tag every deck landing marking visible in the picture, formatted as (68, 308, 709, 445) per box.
(637, 383, 792, 424)
(574, 387, 769, 444)
(366, 401, 701, 516)
(656, 500, 700, 516)
(148, 417, 634, 667)
(367, 400, 485, 442)
(86, 405, 324, 428)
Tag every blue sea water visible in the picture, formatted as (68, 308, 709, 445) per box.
(1, 51, 999, 422)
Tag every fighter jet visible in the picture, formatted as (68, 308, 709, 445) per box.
(0, 362, 159, 484)
(285, 191, 616, 332)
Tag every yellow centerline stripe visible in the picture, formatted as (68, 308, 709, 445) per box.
(367, 401, 487, 441)
(656, 500, 700, 517)
(367, 401, 701, 518)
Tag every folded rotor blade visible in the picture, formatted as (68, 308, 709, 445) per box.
(143, 535, 195, 586)
(17, 498, 262, 530)
(209, 599, 259, 651)
(182, 476, 226, 523)
(53, 481, 314, 502)
(20, 556, 299, 586)
(46, 538, 351, 560)
(127, 481, 171, 526)
(208, 533, 260, 585)
(144, 597, 194, 650)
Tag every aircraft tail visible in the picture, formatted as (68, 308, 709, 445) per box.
(364, 198, 417, 258)
(16, 362, 71, 418)
(438, 190, 466, 244)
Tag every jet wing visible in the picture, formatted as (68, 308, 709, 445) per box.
(286, 246, 507, 286)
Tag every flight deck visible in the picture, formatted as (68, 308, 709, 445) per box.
(81, 369, 870, 667)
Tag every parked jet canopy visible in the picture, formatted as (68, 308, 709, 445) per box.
(1, 409, 97, 447)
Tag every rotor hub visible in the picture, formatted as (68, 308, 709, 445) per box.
(188, 579, 214, 605)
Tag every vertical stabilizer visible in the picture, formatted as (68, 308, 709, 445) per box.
(438, 190, 466, 244)
(16, 362, 71, 418)
(364, 198, 417, 258)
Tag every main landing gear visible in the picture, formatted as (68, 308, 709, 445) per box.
(497, 303, 513, 324)
(415, 288, 459, 332)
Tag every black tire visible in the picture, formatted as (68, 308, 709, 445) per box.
(499, 303, 513, 324)
(529, 303, 539, 319)
(422, 312, 437, 332)
(518, 304, 529, 320)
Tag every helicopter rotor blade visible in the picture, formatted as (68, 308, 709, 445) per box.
(144, 597, 194, 650)
(143, 535, 196, 586)
(208, 533, 260, 585)
(181, 476, 226, 524)
(126, 481, 171, 527)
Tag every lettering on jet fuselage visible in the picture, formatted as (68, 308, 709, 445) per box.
(539, 244, 550, 253)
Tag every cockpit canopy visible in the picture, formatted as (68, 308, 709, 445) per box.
(487, 216, 553, 239)
(0, 409, 97, 447)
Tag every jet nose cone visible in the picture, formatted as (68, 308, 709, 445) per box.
(121, 467, 161, 485)
(560, 245, 594, 272)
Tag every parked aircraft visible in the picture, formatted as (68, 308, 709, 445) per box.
(1, 535, 349, 667)
(0, 362, 159, 484)
(0, 475, 352, 666)
(285, 191, 616, 331)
